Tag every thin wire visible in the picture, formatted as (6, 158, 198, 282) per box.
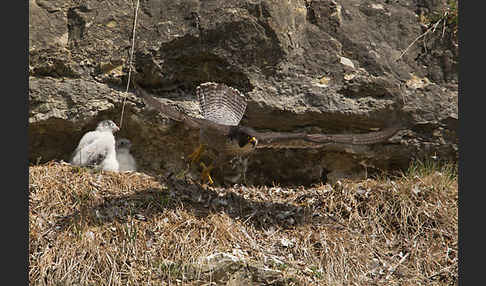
(119, 0, 140, 130)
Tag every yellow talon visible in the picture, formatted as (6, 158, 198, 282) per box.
(187, 144, 204, 164)
(200, 162, 214, 185)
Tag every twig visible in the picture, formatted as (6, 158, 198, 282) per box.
(119, 0, 140, 130)
(427, 262, 456, 280)
(395, 16, 444, 62)
(384, 252, 409, 280)
(441, 11, 448, 40)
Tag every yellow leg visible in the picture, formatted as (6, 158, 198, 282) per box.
(187, 144, 204, 165)
(200, 162, 214, 185)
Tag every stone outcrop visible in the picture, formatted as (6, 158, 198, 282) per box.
(29, 0, 458, 185)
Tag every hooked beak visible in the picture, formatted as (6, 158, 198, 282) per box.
(114, 125, 120, 132)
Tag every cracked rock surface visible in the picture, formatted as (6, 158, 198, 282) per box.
(29, 0, 458, 185)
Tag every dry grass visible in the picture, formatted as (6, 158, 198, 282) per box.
(29, 160, 457, 285)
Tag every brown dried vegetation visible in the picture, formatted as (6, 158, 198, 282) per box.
(29, 161, 457, 285)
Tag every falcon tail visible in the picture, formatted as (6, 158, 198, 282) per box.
(196, 82, 247, 126)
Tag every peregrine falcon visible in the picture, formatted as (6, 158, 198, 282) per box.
(70, 120, 120, 172)
(116, 138, 137, 172)
(135, 82, 401, 184)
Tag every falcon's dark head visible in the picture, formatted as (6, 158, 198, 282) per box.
(96, 120, 120, 133)
(228, 126, 258, 149)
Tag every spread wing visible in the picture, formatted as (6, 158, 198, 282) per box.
(244, 126, 401, 149)
(196, 82, 247, 126)
(248, 130, 325, 149)
(134, 82, 232, 135)
(305, 126, 401, 145)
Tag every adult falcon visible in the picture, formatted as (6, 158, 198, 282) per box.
(135, 82, 401, 184)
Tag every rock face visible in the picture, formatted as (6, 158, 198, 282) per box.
(29, 0, 458, 186)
